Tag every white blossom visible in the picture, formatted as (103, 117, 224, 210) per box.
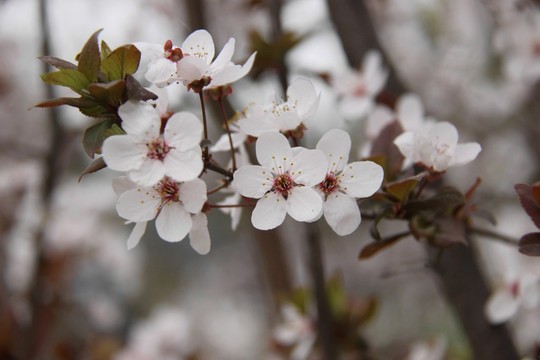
(237, 78, 319, 137)
(316, 129, 384, 235)
(394, 121, 481, 172)
(232, 131, 327, 230)
(273, 304, 315, 360)
(102, 101, 203, 186)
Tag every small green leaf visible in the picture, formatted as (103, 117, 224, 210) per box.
(105, 124, 125, 137)
(101, 44, 141, 81)
(88, 80, 126, 107)
(40, 69, 90, 93)
(78, 29, 103, 82)
(38, 56, 77, 70)
(78, 157, 107, 182)
(385, 177, 420, 202)
(82, 119, 115, 157)
(101, 40, 112, 59)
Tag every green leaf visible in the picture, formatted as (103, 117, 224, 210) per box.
(40, 69, 90, 93)
(88, 80, 126, 107)
(105, 124, 125, 137)
(38, 56, 77, 70)
(385, 177, 420, 202)
(82, 119, 115, 157)
(78, 156, 107, 182)
(78, 29, 102, 82)
(101, 44, 141, 81)
(101, 40, 112, 59)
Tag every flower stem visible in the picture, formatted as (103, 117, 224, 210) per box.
(206, 162, 234, 179)
(217, 97, 237, 171)
(306, 222, 338, 360)
(199, 91, 210, 160)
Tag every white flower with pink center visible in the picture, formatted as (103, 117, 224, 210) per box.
(114, 176, 210, 254)
(231, 131, 327, 230)
(237, 78, 319, 137)
(102, 101, 203, 186)
(393, 121, 481, 172)
(315, 129, 384, 236)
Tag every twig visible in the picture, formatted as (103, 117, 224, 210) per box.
(468, 227, 519, 246)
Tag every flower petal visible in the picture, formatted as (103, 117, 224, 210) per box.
(127, 221, 147, 250)
(232, 165, 273, 198)
(165, 111, 203, 151)
(145, 57, 178, 85)
(396, 93, 424, 131)
(182, 29, 215, 63)
(189, 213, 211, 254)
(316, 129, 351, 171)
(287, 186, 323, 222)
(112, 176, 138, 195)
(155, 203, 192, 242)
(211, 131, 247, 152)
(118, 100, 160, 136)
(484, 288, 519, 324)
(290, 149, 327, 186)
(256, 132, 292, 170)
(287, 78, 319, 120)
(163, 147, 203, 182)
(394, 131, 416, 160)
(102, 135, 146, 172)
(177, 55, 210, 84)
(450, 142, 481, 167)
(340, 161, 384, 198)
(323, 192, 361, 236)
(128, 158, 166, 186)
(251, 192, 287, 230)
(210, 37, 235, 72)
(117, 188, 160, 222)
(179, 178, 207, 213)
(210, 52, 256, 87)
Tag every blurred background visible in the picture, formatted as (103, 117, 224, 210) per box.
(1, 0, 540, 359)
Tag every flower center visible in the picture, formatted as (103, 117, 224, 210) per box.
(154, 177, 180, 204)
(164, 40, 184, 62)
(146, 138, 171, 161)
(273, 174, 294, 196)
(319, 173, 339, 195)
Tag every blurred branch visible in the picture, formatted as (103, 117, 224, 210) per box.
(269, 0, 288, 95)
(184, 0, 205, 31)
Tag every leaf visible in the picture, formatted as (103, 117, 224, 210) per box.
(409, 214, 437, 240)
(79, 104, 110, 118)
(126, 74, 158, 101)
(370, 121, 404, 181)
(101, 40, 112, 59)
(404, 187, 465, 215)
(515, 184, 540, 229)
(359, 235, 404, 259)
(78, 29, 102, 82)
(532, 183, 540, 206)
(100, 44, 141, 81)
(82, 119, 115, 157)
(384, 177, 420, 202)
(32, 96, 98, 109)
(518, 232, 540, 256)
(38, 56, 77, 70)
(88, 80, 126, 107)
(105, 124, 125, 137)
(78, 157, 107, 182)
(40, 69, 90, 93)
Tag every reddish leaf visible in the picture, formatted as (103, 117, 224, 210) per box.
(359, 234, 405, 259)
(38, 56, 77, 70)
(78, 157, 107, 182)
(515, 184, 540, 229)
(384, 176, 420, 202)
(370, 121, 404, 181)
(32, 97, 98, 109)
(126, 74, 157, 101)
(518, 232, 540, 256)
(532, 183, 540, 206)
(78, 29, 102, 82)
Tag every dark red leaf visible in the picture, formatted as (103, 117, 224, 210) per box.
(518, 232, 540, 256)
(38, 56, 77, 70)
(78, 157, 107, 182)
(515, 184, 540, 229)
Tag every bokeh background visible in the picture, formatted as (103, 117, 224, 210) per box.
(1, 0, 540, 359)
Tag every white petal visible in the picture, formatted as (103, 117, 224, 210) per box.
(316, 129, 351, 171)
(117, 188, 160, 222)
(163, 147, 203, 182)
(128, 159, 166, 186)
(178, 178, 207, 213)
(287, 78, 319, 120)
(210, 38, 235, 72)
(323, 192, 361, 236)
(127, 221, 147, 250)
(339, 96, 373, 121)
(155, 203, 192, 242)
(210, 131, 247, 152)
(177, 56, 210, 84)
(274, 111, 302, 132)
(397, 93, 424, 131)
(102, 135, 146, 172)
(210, 52, 256, 86)
(237, 112, 278, 137)
(145, 57, 178, 85)
(118, 101, 160, 136)
(484, 289, 519, 324)
(232, 165, 273, 198)
(256, 132, 292, 170)
(182, 29, 215, 63)
(394, 131, 416, 160)
(217, 193, 242, 230)
(251, 192, 287, 230)
(363, 50, 388, 95)
(112, 176, 138, 195)
(287, 187, 323, 222)
(450, 142, 481, 167)
(290, 149, 327, 186)
(189, 213, 211, 254)
(164, 111, 203, 151)
(340, 161, 384, 198)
